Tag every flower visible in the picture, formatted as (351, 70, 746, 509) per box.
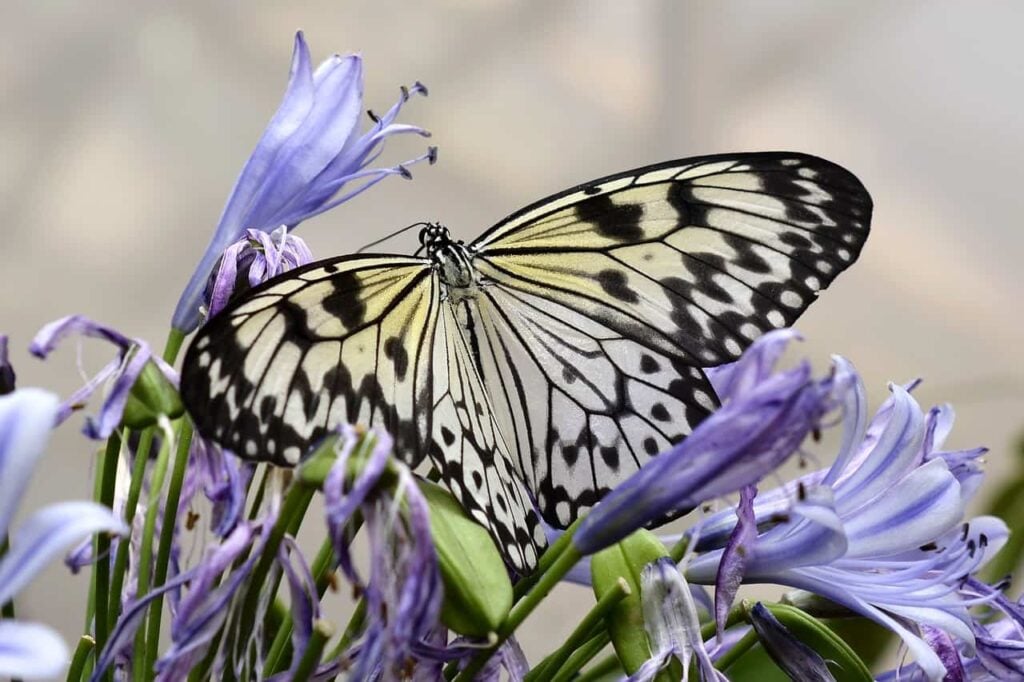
(204, 225, 314, 318)
(0, 388, 127, 679)
(573, 331, 827, 555)
(322, 427, 443, 678)
(686, 354, 1003, 680)
(29, 315, 179, 439)
(172, 31, 436, 332)
(628, 558, 725, 682)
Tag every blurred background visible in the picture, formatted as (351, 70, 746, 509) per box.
(3, 0, 1024, 671)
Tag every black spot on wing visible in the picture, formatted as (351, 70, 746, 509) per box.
(320, 270, 366, 329)
(384, 336, 409, 381)
(575, 194, 643, 241)
(597, 269, 640, 303)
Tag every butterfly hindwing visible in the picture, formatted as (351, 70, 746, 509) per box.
(430, 302, 545, 571)
(461, 284, 716, 528)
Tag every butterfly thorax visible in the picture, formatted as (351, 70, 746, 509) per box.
(420, 222, 477, 291)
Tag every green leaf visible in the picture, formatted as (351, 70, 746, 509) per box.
(420, 479, 513, 637)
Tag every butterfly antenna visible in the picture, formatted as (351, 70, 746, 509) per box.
(356, 221, 431, 254)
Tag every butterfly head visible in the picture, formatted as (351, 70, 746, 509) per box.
(419, 222, 454, 257)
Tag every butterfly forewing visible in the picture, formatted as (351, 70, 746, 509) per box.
(468, 152, 870, 528)
(182, 256, 438, 466)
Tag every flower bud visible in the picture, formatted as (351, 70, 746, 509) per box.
(419, 479, 513, 637)
(590, 529, 676, 676)
(121, 358, 183, 429)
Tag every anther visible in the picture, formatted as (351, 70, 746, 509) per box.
(427, 146, 439, 164)
(397, 165, 413, 180)
(367, 109, 380, 123)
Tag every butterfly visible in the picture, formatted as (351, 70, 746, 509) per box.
(180, 152, 872, 573)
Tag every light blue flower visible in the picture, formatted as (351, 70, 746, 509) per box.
(0, 388, 127, 679)
(173, 31, 436, 332)
(687, 356, 1003, 680)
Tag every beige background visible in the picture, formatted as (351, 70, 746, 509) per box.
(3, 0, 1024, 671)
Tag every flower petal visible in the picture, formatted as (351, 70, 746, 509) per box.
(705, 329, 801, 402)
(0, 500, 127, 605)
(844, 458, 963, 557)
(0, 389, 59, 536)
(0, 620, 69, 679)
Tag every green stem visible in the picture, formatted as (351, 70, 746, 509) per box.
(512, 518, 582, 601)
(572, 647, 619, 682)
(527, 579, 628, 682)
(93, 433, 122, 671)
(714, 628, 759, 671)
(455, 541, 583, 681)
(247, 465, 272, 520)
(107, 428, 155, 622)
(291, 620, 333, 681)
(551, 631, 612, 682)
(163, 328, 186, 365)
(130, 432, 173, 681)
(325, 598, 367, 664)
(668, 534, 690, 564)
(142, 420, 193, 676)
(66, 635, 96, 682)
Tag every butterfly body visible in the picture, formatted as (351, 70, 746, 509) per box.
(181, 152, 872, 573)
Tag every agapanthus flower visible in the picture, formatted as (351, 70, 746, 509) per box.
(204, 225, 314, 318)
(172, 31, 436, 333)
(0, 388, 127, 679)
(573, 330, 827, 555)
(322, 427, 443, 678)
(629, 557, 725, 682)
(29, 315, 178, 439)
(686, 343, 1003, 680)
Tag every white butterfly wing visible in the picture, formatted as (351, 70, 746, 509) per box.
(182, 255, 439, 466)
(469, 152, 871, 528)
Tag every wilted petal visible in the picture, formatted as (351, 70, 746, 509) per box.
(279, 536, 320, 666)
(0, 388, 59, 536)
(715, 485, 756, 637)
(630, 558, 724, 682)
(0, 501, 127, 605)
(0, 621, 69, 679)
(749, 603, 836, 681)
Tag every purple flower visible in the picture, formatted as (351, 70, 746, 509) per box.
(687, 356, 1002, 680)
(29, 315, 178, 439)
(172, 31, 436, 332)
(0, 334, 15, 395)
(178, 437, 251, 539)
(628, 558, 725, 682)
(204, 225, 314, 318)
(322, 427, 443, 678)
(573, 331, 827, 555)
(0, 388, 127, 678)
